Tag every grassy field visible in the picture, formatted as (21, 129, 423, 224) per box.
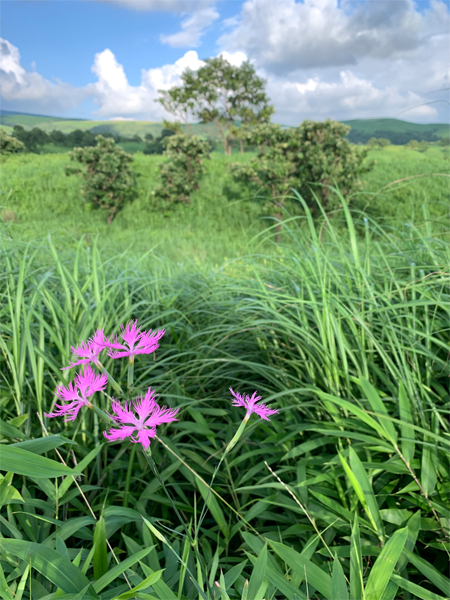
(1, 203, 449, 599)
(0, 145, 448, 262)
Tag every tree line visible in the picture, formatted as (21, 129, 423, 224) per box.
(1, 125, 179, 154)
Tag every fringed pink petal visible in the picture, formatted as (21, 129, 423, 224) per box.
(109, 400, 139, 426)
(134, 428, 156, 450)
(103, 425, 137, 442)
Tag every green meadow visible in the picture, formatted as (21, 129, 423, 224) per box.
(0, 142, 449, 599)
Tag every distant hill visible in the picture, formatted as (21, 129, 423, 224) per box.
(0, 110, 87, 128)
(342, 118, 448, 144)
(1, 110, 448, 145)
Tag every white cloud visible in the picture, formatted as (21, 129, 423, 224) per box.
(266, 70, 439, 125)
(220, 0, 449, 73)
(98, 0, 218, 47)
(160, 5, 219, 47)
(218, 0, 450, 123)
(87, 48, 205, 119)
(0, 38, 88, 113)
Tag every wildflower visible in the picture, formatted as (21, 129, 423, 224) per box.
(229, 387, 278, 422)
(63, 328, 110, 370)
(107, 320, 165, 361)
(46, 366, 108, 422)
(103, 387, 178, 450)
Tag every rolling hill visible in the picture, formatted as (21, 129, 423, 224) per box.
(1, 110, 448, 144)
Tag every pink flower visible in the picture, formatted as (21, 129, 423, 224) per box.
(63, 329, 110, 370)
(107, 320, 165, 361)
(229, 387, 278, 422)
(103, 387, 179, 450)
(46, 366, 108, 422)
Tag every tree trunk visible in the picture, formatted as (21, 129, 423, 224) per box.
(240, 138, 244, 154)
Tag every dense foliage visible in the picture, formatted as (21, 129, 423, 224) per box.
(0, 129, 25, 154)
(230, 120, 373, 240)
(65, 135, 137, 224)
(151, 134, 211, 205)
(158, 56, 273, 155)
(0, 208, 449, 599)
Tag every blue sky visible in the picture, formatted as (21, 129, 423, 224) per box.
(1, 0, 449, 124)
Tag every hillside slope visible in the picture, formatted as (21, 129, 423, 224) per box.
(1, 110, 448, 144)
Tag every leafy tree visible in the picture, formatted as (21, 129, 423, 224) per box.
(66, 135, 136, 224)
(418, 140, 429, 152)
(230, 120, 372, 241)
(439, 135, 450, 146)
(367, 137, 379, 149)
(49, 130, 67, 146)
(0, 129, 25, 154)
(144, 133, 154, 142)
(13, 125, 48, 153)
(377, 138, 391, 147)
(143, 128, 176, 155)
(158, 56, 273, 155)
(406, 140, 419, 150)
(151, 134, 210, 205)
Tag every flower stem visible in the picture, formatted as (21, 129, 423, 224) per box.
(195, 418, 248, 539)
(96, 360, 124, 396)
(90, 403, 113, 425)
(127, 356, 134, 392)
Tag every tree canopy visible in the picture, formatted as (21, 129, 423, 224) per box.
(158, 56, 273, 155)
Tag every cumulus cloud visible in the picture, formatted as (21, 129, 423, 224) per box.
(266, 70, 440, 125)
(98, 0, 219, 47)
(0, 38, 87, 113)
(218, 0, 449, 123)
(87, 48, 204, 119)
(219, 0, 449, 73)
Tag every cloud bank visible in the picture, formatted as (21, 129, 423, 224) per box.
(1, 0, 449, 123)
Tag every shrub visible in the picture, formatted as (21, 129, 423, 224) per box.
(418, 140, 429, 153)
(230, 119, 372, 237)
(0, 129, 25, 154)
(406, 139, 419, 150)
(65, 135, 137, 224)
(151, 134, 210, 205)
(143, 128, 176, 155)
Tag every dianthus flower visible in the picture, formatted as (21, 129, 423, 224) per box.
(103, 387, 179, 450)
(46, 366, 108, 422)
(63, 329, 110, 370)
(107, 320, 165, 361)
(229, 387, 278, 422)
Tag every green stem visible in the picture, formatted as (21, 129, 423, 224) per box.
(195, 418, 248, 539)
(96, 360, 124, 396)
(123, 444, 136, 508)
(90, 403, 113, 426)
(127, 356, 134, 392)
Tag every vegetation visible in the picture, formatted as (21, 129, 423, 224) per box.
(1, 145, 448, 254)
(1, 204, 449, 599)
(0, 129, 25, 154)
(158, 56, 274, 155)
(151, 134, 211, 206)
(65, 136, 137, 225)
(230, 120, 372, 240)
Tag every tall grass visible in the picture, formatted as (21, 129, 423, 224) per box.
(0, 200, 449, 599)
(1, 146, 448, 261)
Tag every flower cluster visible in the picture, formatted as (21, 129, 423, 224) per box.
(46, 319, 278, 450)
(63, 321, 165, 369)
